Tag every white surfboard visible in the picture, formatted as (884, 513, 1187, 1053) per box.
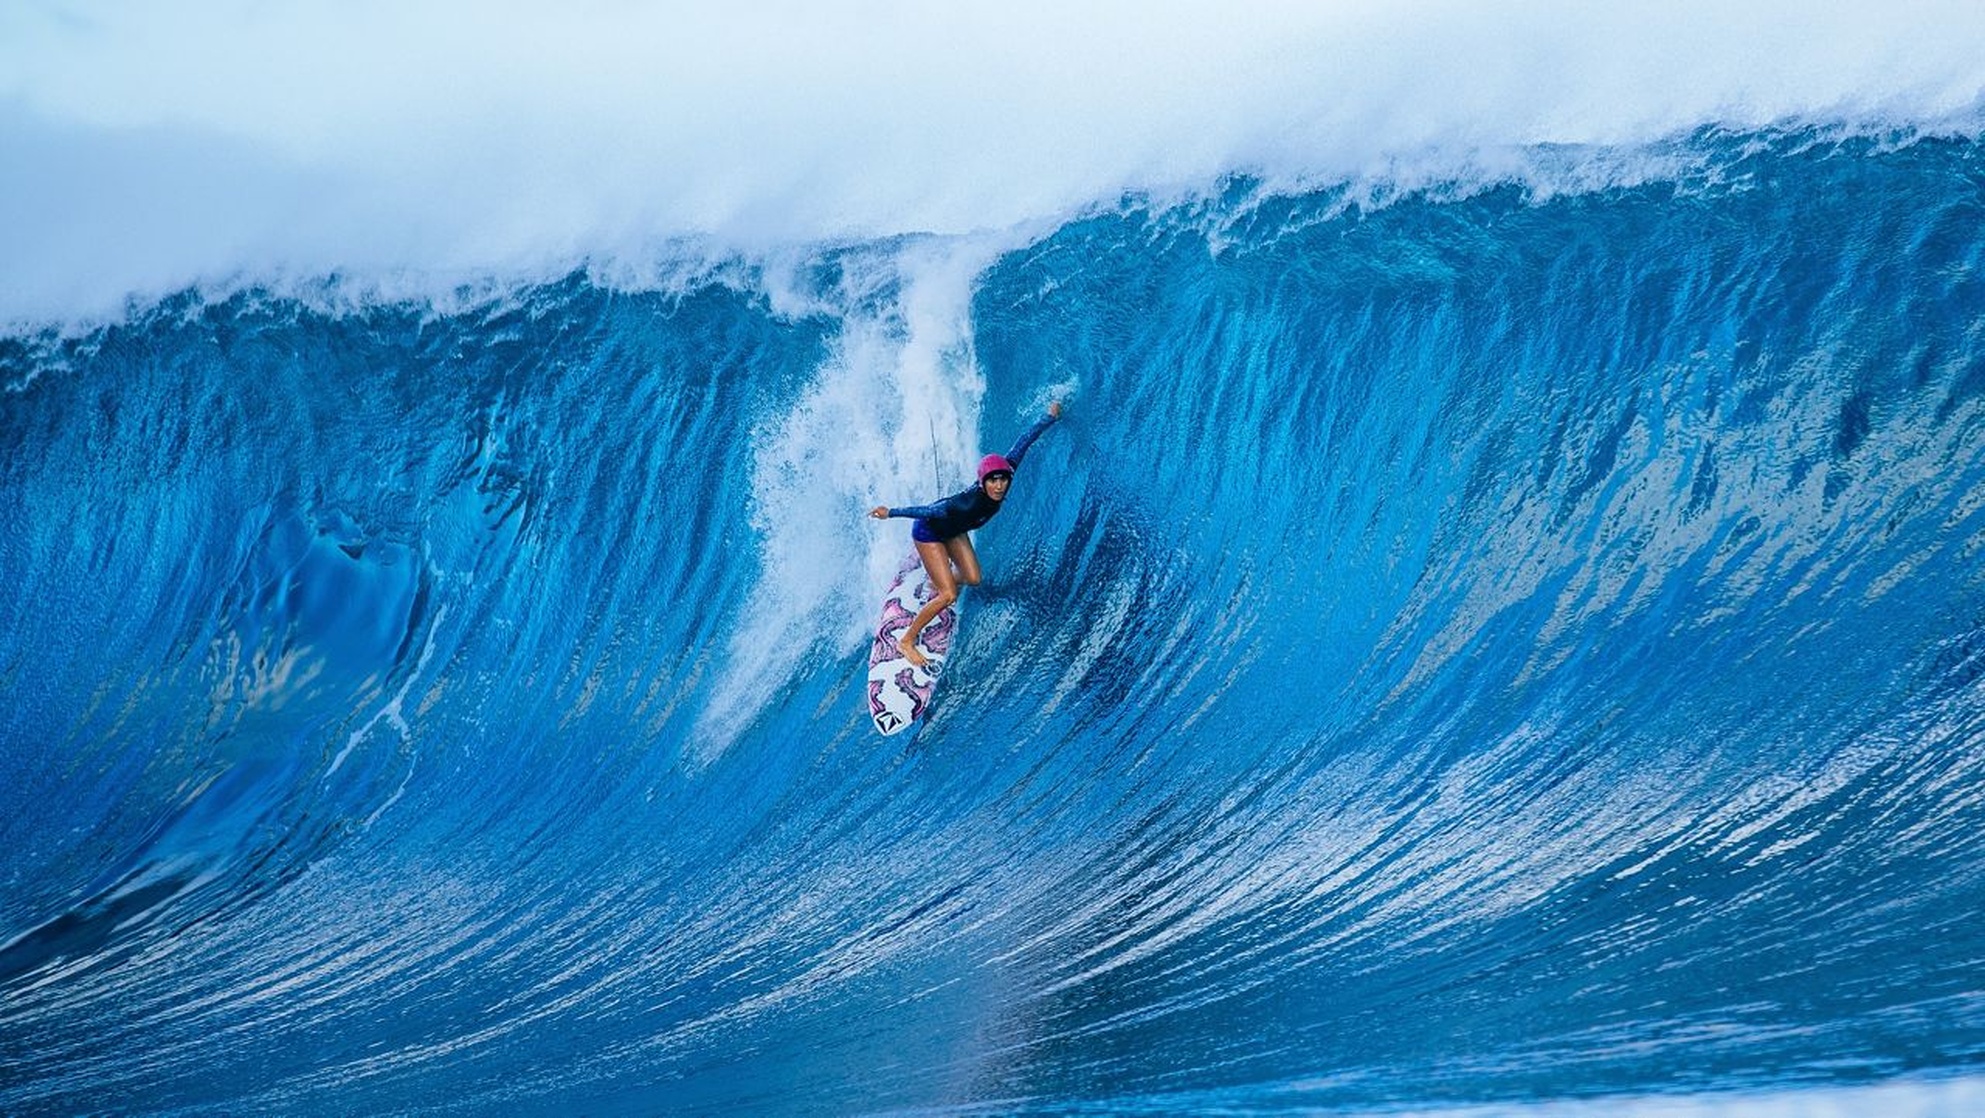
(866, 553, 959, 735)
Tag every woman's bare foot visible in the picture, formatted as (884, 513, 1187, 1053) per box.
(898, 635, 929, 668)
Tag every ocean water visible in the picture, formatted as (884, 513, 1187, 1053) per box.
(6, 7, 1985, 1114)
(4, 123, 1984, 1115)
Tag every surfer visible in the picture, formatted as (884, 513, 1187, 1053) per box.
(870, 402, 1063, 668)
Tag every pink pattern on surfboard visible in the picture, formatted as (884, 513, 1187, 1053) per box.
(866, 553, 959, 733)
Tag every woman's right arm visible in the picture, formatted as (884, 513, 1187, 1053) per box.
(873, 501, 946, 520)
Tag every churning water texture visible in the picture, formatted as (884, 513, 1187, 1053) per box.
(4, 128, 1985, 1115)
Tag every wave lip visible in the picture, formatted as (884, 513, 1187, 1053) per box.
(5, 4, 1985, 321)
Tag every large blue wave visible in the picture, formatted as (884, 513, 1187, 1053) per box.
(4, 127, 1985, 1114)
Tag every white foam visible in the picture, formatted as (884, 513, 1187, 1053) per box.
(1409, 1073, 1985, 1118)
(686, 233, 1012, 761)
(3, 1, 1984, 322)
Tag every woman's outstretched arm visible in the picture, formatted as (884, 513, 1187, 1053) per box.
(1003, 401, 1063, 468)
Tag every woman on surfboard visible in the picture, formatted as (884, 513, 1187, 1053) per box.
(870, 401, 1062, 668)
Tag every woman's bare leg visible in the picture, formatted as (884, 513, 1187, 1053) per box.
(944, 534, 982, 589)
(900, 539, 959, 668)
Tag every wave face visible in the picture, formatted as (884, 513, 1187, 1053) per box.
(4, 128, 1985, 1114)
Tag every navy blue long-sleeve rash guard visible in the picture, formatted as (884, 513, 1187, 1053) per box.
(884, 414, 1057, 541)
